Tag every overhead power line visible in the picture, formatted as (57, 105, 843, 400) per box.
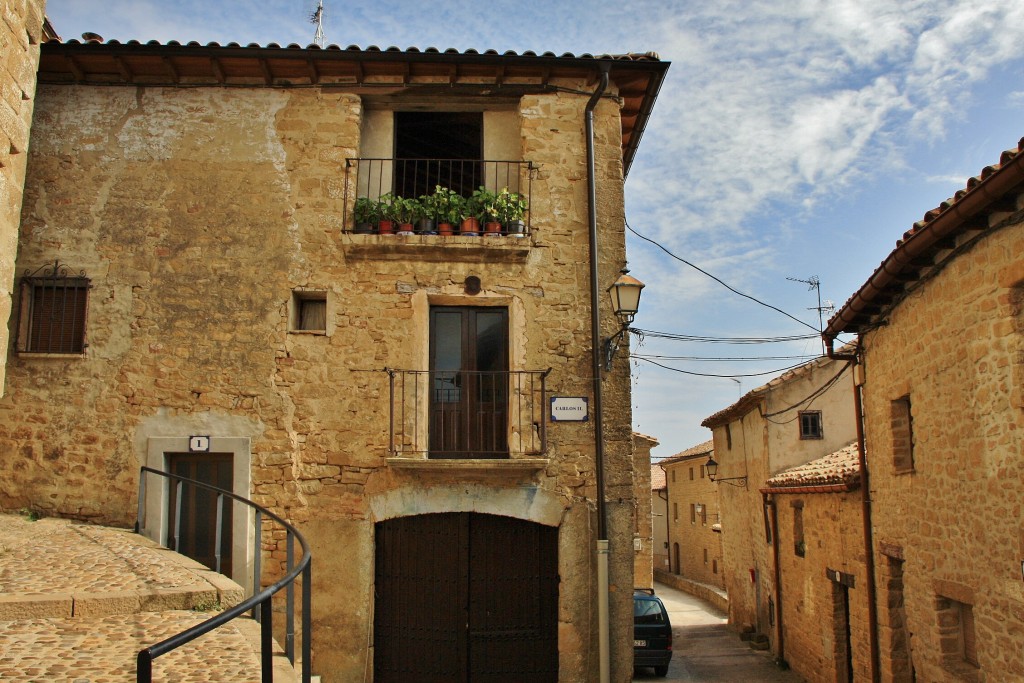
(632, 328, 820, 344)
(626, 222, 820, 333)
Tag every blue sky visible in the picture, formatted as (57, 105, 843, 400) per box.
(44, 0, 1024, 458)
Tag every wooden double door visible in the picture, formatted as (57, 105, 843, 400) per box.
(374, 512, 559, 683)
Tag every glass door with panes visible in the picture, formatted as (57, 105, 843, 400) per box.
(430, 307, 508, 458)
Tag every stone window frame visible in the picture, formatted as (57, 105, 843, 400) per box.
(289, 288, 329, 335)
(891, 396, 915, 474)
(798, 410, 823, 440)
(934, 592, 980, 678)
(142, 436, 255, 591)
(792, 500, 805, 557)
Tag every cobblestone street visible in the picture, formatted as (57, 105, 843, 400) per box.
(633, 582, 806, 683)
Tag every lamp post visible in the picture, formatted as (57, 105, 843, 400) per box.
(604, 269, 645, 371)
(705, 456, 748, 487)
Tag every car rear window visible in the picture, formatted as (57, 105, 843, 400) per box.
(634, 599, 666, 624)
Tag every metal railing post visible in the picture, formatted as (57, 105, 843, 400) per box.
(286, 533, 295, 663)
(135, 469, 146, 534)
(253, 509, 262, 622)
(261, 596, 274, 683)
(302, 560, 312, 683)
(173, 481, 183, 551)
(137, 650, 152, 683)
(214, 492, 224, 575)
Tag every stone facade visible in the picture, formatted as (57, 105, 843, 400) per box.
(661, 440, 724, 589)
(0, 41, 669, 682)
(651, 462, 669, 575)
(633, 432, 659, 590)
(825, 141, 1024, 682)
(763, 445, 868, 683)
(0, 0, 47, 396)
(701, 355, 857, 650)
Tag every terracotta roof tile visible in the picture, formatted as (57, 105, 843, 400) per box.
(650, 464, 667, 490)
(657, 439, 713, 466)
(763, 442, 861, 492)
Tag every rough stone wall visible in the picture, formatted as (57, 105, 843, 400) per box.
(663, 456, 724, 588)
(0, 0, 45, 396)
(771, 491, 869, 682)
(710, 358, 856, 648)
(1, 80, 639, 682)
(633, 432, 658, 590)
(859, 202, 1024, 682)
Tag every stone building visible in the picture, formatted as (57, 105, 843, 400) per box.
(0, 1, 51, 396)
(824, 137, 1024, 682)
(659, 440, 724, 589)
(761, 442, 868, 683)
(700, 353, 857, 648)
(633, 431, 659, 590)
(0, 34, 669, 682)
(650, 461, 669, 575)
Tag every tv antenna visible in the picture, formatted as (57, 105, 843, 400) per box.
(786, 276, 834, 354)
(310, 0, 325, 47)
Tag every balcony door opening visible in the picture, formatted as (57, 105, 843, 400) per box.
(394, 111, 483, 197)
(430, 306, 508, 459)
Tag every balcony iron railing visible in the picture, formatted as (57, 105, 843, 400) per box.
(387, 369, 551, 458)
(135, 466, 311, 683)
(343, 158, 536, 236)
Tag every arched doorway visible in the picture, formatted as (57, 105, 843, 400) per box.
(374, 512, 559, 683)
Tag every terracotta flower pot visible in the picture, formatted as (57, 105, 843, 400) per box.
(484, 221, 503, 236)
(438, 222, 454, 236)
(460, 217, 480, 236)
(378, 220, 395, 235)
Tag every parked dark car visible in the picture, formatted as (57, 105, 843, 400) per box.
(634, 588, 673, 676)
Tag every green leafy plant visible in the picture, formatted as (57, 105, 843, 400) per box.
(393, 196, 422, 225)
(423, 186, 463, 225)
(192, 597, 222, 612)
(19, 507, 39, 522)
(469, 186, 499, 222)
(494, 188, 527, 223)
(377, 193, 402, 222)
(353, 196, 380, 226)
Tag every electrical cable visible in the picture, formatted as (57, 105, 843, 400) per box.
(625, 221, 820, 333)
(634, 356, 809, 378)
(633, 329, 819, 344)
(761, 361, 852, 419)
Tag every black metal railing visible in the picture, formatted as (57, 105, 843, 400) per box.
(343, 158, 535, 236)
(387, 369, 550, 458)
(134, 466, 311, 683)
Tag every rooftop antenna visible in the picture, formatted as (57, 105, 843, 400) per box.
(786, 276, 834, 355)
(310, 0, 325, 48)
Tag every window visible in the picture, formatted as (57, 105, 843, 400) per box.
(892, 397, 915, 472)
(673, 503, 678, 522)
(725, 424, 733, 450)
(689, 467, 694, 480)
(430, 306, 508, 458)
(17, 263, 90, 354)
(690, 504, 696, 524)
(936, 595, 979, 670)
(394, 112, 483, 198)
(700, 465, 705, 479)
(701, 505, 707, 526)
(671, 469, 676, 483)
(799, 411, 823, 439)
(290, 290, 327, 333)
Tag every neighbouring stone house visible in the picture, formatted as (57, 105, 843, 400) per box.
(824, 137, 1024, 682)
(0, 1, 51, 396)
(0, 31, 669, 682)
(659, 439, 724, 589)
(650, 461, 669, 575)
(761, 442, 868, 683)
(633, 431, 659, 590)
(700, 353, 857, 650)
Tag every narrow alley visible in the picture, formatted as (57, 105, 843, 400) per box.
(633, 582, 805, 683)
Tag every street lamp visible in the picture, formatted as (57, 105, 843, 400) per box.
(603, 269, 644, 371)
(705, 456, 748, 487)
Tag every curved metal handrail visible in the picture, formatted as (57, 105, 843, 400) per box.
(134, 465, 312, 683)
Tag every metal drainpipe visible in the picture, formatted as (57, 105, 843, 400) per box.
(586, 63, 612, 683)
(825, 337, 880, 683)
(765, 492, 785, 666)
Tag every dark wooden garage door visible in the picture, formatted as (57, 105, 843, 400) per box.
(374, 512, 558, 683)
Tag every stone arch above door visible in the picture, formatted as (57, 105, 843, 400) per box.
(369, 483, 566, 527)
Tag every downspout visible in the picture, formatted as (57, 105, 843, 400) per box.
(586, 63, 612, 683)
(764, 492, 785, 666)
(825, 337, 880, 683)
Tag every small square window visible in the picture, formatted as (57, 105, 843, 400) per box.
(17, 264, 90, 354)
(799, 411, 823, 440)
(291, 290, 327, 333)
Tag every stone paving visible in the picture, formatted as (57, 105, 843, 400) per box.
(0, 514, 294, 682)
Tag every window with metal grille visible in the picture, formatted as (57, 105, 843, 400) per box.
(17, 263, 90, 354)
(799, 410, 823, 439)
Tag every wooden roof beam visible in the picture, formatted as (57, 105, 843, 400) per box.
(162, 56, 179, 83)
(112, 55, 133, 81)
(210, 56, 226, 83)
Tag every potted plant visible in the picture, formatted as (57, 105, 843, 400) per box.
(394, 196, 420, 235)
(465, 186, 497, 236)
(418, 187, 446, 235)
(495, 187, 527, 237)
(377, 193, 401, 235)
(353, 196, 379, 234)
